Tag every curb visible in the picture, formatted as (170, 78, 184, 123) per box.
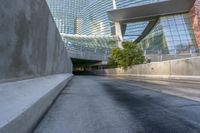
(0, 74, 73, 133)
(99, 74, 200, 82)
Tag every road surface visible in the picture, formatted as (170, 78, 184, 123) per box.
(34, 76, 200, 133)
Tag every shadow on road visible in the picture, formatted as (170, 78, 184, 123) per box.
(102, 82, 200, 133)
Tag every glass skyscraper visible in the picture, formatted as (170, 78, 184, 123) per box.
(46, 0, 200, 52)
(46, 0, 89, 34)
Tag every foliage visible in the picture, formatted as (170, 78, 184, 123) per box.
(108, 41, 145, 69)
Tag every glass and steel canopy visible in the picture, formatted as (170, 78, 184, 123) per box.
(61, 33, 119, 49)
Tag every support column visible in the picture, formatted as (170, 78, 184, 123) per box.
(112, 0, 117, 9)
(115, 22, 123, 49)
(112, 0, 123, 49)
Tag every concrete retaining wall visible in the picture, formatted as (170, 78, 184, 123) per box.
(95, 57, 200, 79)
(0, 1, 73, 132)
(0, 0, 72, 83)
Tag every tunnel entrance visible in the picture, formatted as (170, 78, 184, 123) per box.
(71, 58, 103, 75)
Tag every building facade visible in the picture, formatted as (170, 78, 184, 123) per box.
(46, 0, 89, 34)
(47, 0, 200, 52)
(190, 0, 200, 48)
(139, 14, 197, 53)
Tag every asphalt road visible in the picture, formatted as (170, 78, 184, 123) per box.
(34, 76, 200, 133)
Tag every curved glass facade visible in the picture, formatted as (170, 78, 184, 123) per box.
(123, 22, 149, 41)
(140, 14, 197, 53)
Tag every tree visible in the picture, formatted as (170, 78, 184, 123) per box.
(108, 41, 145, 69)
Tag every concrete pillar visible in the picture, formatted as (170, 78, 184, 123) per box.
(115, 22, 123, 49)
(112, 0, 123, 49)
(112, 0, 117, 9)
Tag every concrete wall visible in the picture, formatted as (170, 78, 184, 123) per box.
(95, 57, 200, 77)
(0, 0, 72, 83)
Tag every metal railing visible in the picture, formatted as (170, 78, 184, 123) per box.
(144, 48, 200, 62)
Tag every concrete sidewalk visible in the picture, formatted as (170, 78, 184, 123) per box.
(0, 74, 73, 133)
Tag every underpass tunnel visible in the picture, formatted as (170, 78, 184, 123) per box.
(71, 58, 106, 75)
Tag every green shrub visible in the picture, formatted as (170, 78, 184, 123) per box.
(108, 42, 145, 69)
